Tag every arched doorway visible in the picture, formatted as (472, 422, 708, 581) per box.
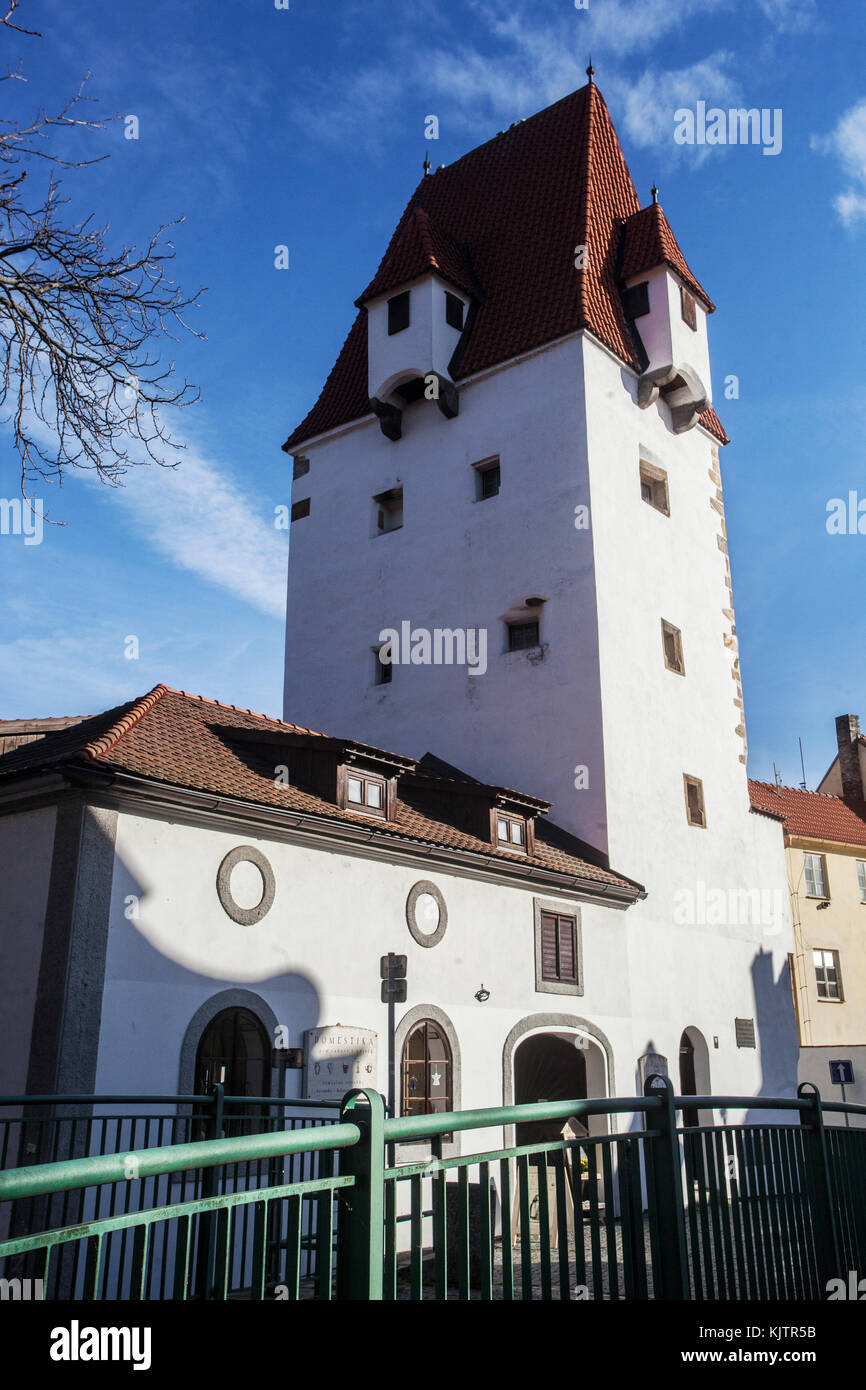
(195, 1006, 270, 1135)
(679, 1027, 711, 1130)
(514, 1033, 587, 1145)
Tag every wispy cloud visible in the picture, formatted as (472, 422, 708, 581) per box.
(812, 99, 866, 229)
(98, 440, 289, 619)
(607, 54, 739, 160)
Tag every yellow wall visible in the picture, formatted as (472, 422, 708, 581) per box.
(787, 836, 866, 1048)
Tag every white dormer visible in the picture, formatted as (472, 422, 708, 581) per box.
(363, 274, 468, 438)
(628, 264, 712, 431)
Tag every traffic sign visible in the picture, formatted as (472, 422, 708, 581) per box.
(829, 1059, 854, 1086)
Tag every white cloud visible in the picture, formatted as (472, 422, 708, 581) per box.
(755, 0, 818, 34)
(812, 99, 866, 230)
(607, 53, 739, 158)
(102, 442, 289, 619)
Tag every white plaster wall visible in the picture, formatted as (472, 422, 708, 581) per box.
(285, 336, 609, 850)
(0, 805, 56, 1096)
(95, 811, 636, 1122)
(628, 267, 712, 403)
(583, 334, 797, 1109)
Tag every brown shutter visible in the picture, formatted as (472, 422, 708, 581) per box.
(557, 917, 576, 982)
(540, 912, 559, 979)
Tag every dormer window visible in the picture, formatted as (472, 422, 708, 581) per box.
(445, 292, 464, 330)
(388, 291, 410, 335)
(345, 770, 387, 818)
(496, 812, 526, 849)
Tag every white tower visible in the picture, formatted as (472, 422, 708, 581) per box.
(283, 78, 797, 1098)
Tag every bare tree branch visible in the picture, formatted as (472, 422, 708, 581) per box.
(1, 0, 204, 496)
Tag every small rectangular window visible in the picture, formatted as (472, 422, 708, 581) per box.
(292, 455, 310, 480)
(681, 286, 697, 331)
(684, 774, 706, 828)
(388, 291, 410, 335)
(804, 853, 828, 899)
(507, 620, 539, 652)
(496, 812, 526, 850)
(343, 770, 387, 818)
(639, 462, 669, 515)
(473, 456, 500, 500)
(662, 620, 685, 675)
(445, 292, 464, 330)
(373, 647, 392, 686)
(814, 949, 842, 1001)
(374, 487, 403, 534)
(858, 861, 866, 903)
(290, 498, 310, 522)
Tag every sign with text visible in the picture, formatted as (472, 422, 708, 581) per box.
(303, 1025, 378, 1101)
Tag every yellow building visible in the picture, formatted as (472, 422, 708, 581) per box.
(751, 714, 866, 1119)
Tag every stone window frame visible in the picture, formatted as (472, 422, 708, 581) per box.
(216, 845, 276, 925)
(393, 1004, 461, 1160)
(405, 880, 448, 949)
(533, 897, 583, 997)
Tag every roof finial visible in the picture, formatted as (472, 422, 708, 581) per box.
(651, 182, 659, 204)
(423, 152, 431, 176)
(586, 58, 595, 84)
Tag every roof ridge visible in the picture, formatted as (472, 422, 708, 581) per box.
(750, 778, 861, 803)
(162, 685, 328, 736)
(81, 684, 170, 762)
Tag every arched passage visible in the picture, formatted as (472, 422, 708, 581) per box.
(514, 1033, 587, 1145)
(679, 1026, 711, 1129)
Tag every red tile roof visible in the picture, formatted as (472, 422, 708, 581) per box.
(357, 207, 480, 304)
(0, 684, 641, 895)
(619, 202, 714, 311)
(749, 779, 866, 848)
(284, 81, 725, 451)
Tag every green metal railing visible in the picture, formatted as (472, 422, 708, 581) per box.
(0, 1080, 863, 1301)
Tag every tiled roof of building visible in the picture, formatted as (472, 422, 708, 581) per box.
(0, 685, 642, 895)
(749, 779, 866, 848)
(284, 82, 723, 451)
(619, 201, 714, 311)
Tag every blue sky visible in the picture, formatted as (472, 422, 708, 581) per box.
(1, 0, 865, 790)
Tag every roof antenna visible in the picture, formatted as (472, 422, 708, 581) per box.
(586, 58, 595, 84)
(651, 183, 659, 204)
(773, 762, 783, 789)
(798, 737, 807, 791)
(423, 152, 431, 176)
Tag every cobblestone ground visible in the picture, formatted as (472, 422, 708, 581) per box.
(393, 1215, 657, 1301)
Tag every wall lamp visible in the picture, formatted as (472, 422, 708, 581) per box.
(475, 985, 491, 1002)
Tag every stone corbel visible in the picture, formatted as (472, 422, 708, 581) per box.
(369, 396, 403, 441)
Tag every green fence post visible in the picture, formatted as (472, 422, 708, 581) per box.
(797, 1082, 842, 1293)
(194, 1084, 224, 1298)
(643, 1075, 690, 1299)
(337, 1088, 385, 1301)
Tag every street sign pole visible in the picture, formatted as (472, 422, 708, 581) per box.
(381, 953, 408, 1165)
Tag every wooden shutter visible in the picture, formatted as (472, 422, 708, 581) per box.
(540, 912, 559, 980)
(557, 918, 577, 982)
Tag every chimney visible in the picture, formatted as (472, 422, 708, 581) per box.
(835, 714, 863, 801)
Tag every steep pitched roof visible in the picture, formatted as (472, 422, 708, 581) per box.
(357, 207, 480, 303)
(0, 684, 642, 894)
(284, 81, 724, 451)
(619, 201, 714, 311)
(749, 779, 866, 848)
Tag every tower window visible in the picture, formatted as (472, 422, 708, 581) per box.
(539, 911, 578, 985)
(639, 461, 669, 514)
(373, 645, 393, 686)
(507, 619, 539, 652)
(290, 498, 310, 522)
(343, 770, 387, 818)
(680, 286, 697, 331)
(374, 487, 403, 534)
(813, 949, 842, 1001)
(388, 291, 410, 335)
(445, 292, 464, 330)
(661, 620, 685, 675)
(473, 456, 500, 500)
(683, 774, 706, 828)
(857, 861, 866, 903)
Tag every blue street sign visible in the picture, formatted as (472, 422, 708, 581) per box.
(829, 1059, 854, 1086)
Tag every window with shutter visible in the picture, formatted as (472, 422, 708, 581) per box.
(534, 899, 582, 996)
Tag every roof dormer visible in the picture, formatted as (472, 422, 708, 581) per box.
(619, 200, 714, 434)
(356, 207, 478, 440)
